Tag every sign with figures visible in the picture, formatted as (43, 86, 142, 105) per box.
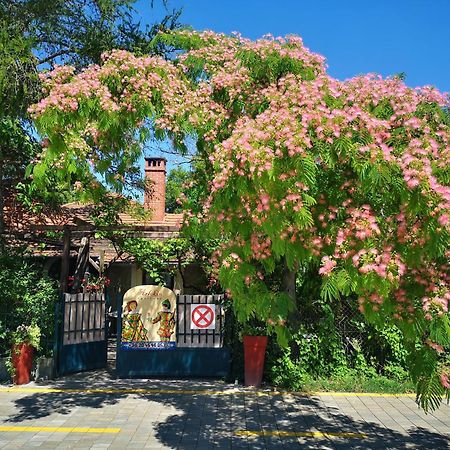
(121, 285, 177, 350)
(190, 304, 216, 330)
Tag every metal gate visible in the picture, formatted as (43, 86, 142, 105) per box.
(56, 293, 107, 375)
(176, 294, 224, 348)
(116, 294, 230, 378)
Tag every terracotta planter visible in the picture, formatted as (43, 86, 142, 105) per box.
(12, 343, 34, 385)
(243, 335, 268, 387)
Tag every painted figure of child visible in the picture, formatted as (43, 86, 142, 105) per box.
(122, 300, 148, 342)
(152, 299, 176, 342)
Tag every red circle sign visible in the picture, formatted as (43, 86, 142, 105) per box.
(191, 305, 214, 329)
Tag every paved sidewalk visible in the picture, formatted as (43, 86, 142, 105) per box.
(0, 371, 449, 449)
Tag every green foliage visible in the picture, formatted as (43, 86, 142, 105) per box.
(268, 323, 414, 393)
(0, 118, 39, 181)
(1, 0, 181, 68)
(267, 270, 414, 393)
(0, 249, 59, 356)
(165, 167, 193, 213)
(120, 237, 192, 285)
(0, 22, 39, 116)
(407, 346, 450, 412)
(269, 345, 307, 390)
(11, 324, 41, 349)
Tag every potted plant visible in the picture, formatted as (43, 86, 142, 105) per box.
(9, 325, 41, 385)
(242, 321, 268, 387)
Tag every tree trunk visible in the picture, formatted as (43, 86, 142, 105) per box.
(59, 227, 71, 293)
(281, 259, 296, 303)
(282, 258, 299, 328)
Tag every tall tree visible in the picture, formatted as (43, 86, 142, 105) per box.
(0, 22, 41, 235)
(0, 0, 181, 235)
(0, 0, 181, 68)
(29, 30, 450, 410)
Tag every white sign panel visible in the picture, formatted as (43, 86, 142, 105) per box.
(190, 304, 216, 330)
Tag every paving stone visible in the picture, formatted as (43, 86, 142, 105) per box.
(1, 371, 450, 449)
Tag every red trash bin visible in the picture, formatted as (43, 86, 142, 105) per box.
(12, 343, 34, 385)
(243, 335, 268, 387)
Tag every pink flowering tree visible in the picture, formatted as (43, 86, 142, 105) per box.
(29, 30, 449, 409)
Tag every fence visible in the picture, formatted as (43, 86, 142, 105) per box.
(176, 294, 225, 348)
(61, 293, 106, 345)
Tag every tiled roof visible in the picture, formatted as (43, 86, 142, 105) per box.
(4, 197, 183, 231)
(3, 195, 184, 264)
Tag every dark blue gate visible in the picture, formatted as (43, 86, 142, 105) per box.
(116, 294, 230, 378)
(56, 293, 107, 375)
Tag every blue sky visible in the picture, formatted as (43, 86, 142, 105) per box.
(140, 0, 450, 92)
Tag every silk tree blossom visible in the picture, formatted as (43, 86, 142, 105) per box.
(319, 256, 337, 275)
(30, 29, 450, 408)
(441, 371, 450, 390)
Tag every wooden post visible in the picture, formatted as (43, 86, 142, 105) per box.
(72, 236, 90, 293)
(60, 227, 71, 293)
(99, 250, 105, 276)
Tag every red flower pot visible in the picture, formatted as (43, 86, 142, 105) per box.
(243, 335, 268, 387)
(12, 343, 34, 385)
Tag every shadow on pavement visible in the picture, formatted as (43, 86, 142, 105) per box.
(4, 370, 450, 449)
(150, 390, 450, 449)
(5, 370, 226, 423)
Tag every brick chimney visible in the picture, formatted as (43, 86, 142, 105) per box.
(144, 157, 166, 222)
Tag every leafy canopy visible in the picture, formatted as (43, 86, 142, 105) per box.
(30, 30, 450, 409)
(0, 0, 182, 231)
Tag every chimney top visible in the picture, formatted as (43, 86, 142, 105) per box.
(145, 157, 167, 170)
(144, 157, 167, 222)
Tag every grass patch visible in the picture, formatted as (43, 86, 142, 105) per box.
(300, 373, 415, 394)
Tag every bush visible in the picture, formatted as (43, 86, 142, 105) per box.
(0, 249, 58, 356)
(264, 267, 413, 393)
(266, 294, 411, 390)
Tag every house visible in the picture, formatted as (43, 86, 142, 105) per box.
(2, 158, 230, 380)
(2, 157, 209, 298)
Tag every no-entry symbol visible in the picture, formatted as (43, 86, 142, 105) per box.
(190, 304, 216, 330)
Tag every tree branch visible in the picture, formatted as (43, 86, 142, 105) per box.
(38, 49, 72, 65)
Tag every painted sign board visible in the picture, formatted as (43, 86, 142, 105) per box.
(121, 285, 177, 350)
(190, 304, 216, 330)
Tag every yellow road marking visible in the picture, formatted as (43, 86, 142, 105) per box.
(236, 430, 367, 439)
(0, 386, 415, 398)
(0, 426, 120, 433)
(311, 391, 416, 398)
(0, 387, 242, 395)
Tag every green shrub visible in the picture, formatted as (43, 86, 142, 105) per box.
(0, 250, 58, 356)
(269, 346, 307, 390)
(266, 292, 412, 392)
(11, 324, 41, 349)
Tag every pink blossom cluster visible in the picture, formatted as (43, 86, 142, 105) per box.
(319, 256, 336, 275)
(425, 339, 444, 353)
(351, 248, 406, 281)
(390, 264, 450, 323)
(250, 233, 272, 260)
(357, 293, 385, 313)
(31, 30, 450, 343)
(391, 288, 415, 321)
(440, 371, 450, 390)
